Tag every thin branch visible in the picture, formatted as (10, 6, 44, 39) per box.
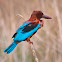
(30, 43, 39, 62)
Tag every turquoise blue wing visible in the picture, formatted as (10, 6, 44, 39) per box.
(14, 23, 39, 41)
(12, 21, 32, 38)
(16, 21, 31, 32)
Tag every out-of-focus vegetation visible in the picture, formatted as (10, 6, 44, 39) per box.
(0, 0, 62, 62)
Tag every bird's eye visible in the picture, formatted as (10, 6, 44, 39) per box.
(42, 13, 43, 15)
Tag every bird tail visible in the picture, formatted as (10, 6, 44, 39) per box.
(4, 41, 18, 54)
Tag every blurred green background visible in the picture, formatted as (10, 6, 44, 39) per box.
(0, 0, 62, 62)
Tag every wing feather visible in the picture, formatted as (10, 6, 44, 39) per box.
(22, 23, 38, 33)
(12, 21, 31, 38)
(12, 21, 39, 41)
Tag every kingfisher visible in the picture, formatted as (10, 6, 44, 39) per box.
(4, 11, 52, 54)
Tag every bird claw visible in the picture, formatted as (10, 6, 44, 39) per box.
(27, 41, 33, 44)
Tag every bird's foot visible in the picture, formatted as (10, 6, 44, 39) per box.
(27, 41, 33, 44)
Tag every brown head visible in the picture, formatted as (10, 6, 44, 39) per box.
(28, 11, 52, 21)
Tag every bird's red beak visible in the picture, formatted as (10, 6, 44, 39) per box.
(42, 14, 52, 19)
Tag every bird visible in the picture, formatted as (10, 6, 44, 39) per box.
(4, 11, 52, 54)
